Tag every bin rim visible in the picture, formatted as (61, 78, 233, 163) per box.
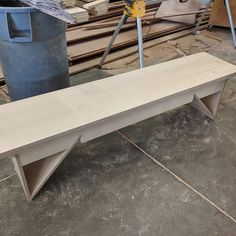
(0, 6, 38, 13)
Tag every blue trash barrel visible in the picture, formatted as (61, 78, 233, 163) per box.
(0, 6, 70, 101)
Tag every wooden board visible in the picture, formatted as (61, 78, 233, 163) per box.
(209, 0, 236, 28)
(157, 0, 201, 24)
(0, 52, 236, 158)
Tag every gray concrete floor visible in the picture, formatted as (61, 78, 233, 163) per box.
(0, 28, 236, 236)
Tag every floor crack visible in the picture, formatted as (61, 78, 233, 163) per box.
(117, 130, 236, 225)
(0, 173, 16, 184)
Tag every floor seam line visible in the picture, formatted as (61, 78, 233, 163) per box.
(0, 173, 16, 184)
(116, 130, 236, 224)
(214, 120, 236, 145)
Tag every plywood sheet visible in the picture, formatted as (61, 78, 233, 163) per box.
(157, 0, 201, 24)
(0, 53, 236, 157)
(209, 0, 236, 28)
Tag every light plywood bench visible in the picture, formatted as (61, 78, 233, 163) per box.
(0, 52, 236, 201)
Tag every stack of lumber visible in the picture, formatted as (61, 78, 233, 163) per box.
(0, 1, 211, 85)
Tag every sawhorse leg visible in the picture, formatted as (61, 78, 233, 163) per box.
(98, 14, 144, 69)
(225, 0, 236, 48)
(193, 0, 236, 48)
(98, 13, 129, 69)
(193, 0, 212, 35)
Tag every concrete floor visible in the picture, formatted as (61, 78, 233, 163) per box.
(0, 28, 236, 236)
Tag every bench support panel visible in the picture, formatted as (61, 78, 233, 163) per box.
(191, 82, 225, 119)
(12, 136, 80, 201)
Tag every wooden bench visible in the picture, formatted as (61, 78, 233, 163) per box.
(0, 52, 236, 201)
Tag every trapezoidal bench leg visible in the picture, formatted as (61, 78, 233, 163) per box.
(11, 136, 80, 201)
(191, 83, 226, 120)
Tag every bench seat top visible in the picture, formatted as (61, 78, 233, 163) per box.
(1, 52, 236, 157)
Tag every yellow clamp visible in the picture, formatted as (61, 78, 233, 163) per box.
(124, 0, 146, 18)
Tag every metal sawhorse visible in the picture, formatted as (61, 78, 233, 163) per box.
(193, 0, 236, 48)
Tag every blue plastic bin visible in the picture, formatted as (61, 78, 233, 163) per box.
(0, 6, 70, 101)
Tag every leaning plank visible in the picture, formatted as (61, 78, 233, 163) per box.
(157, 0, 201, 24)
(0, 53, 236, 201)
